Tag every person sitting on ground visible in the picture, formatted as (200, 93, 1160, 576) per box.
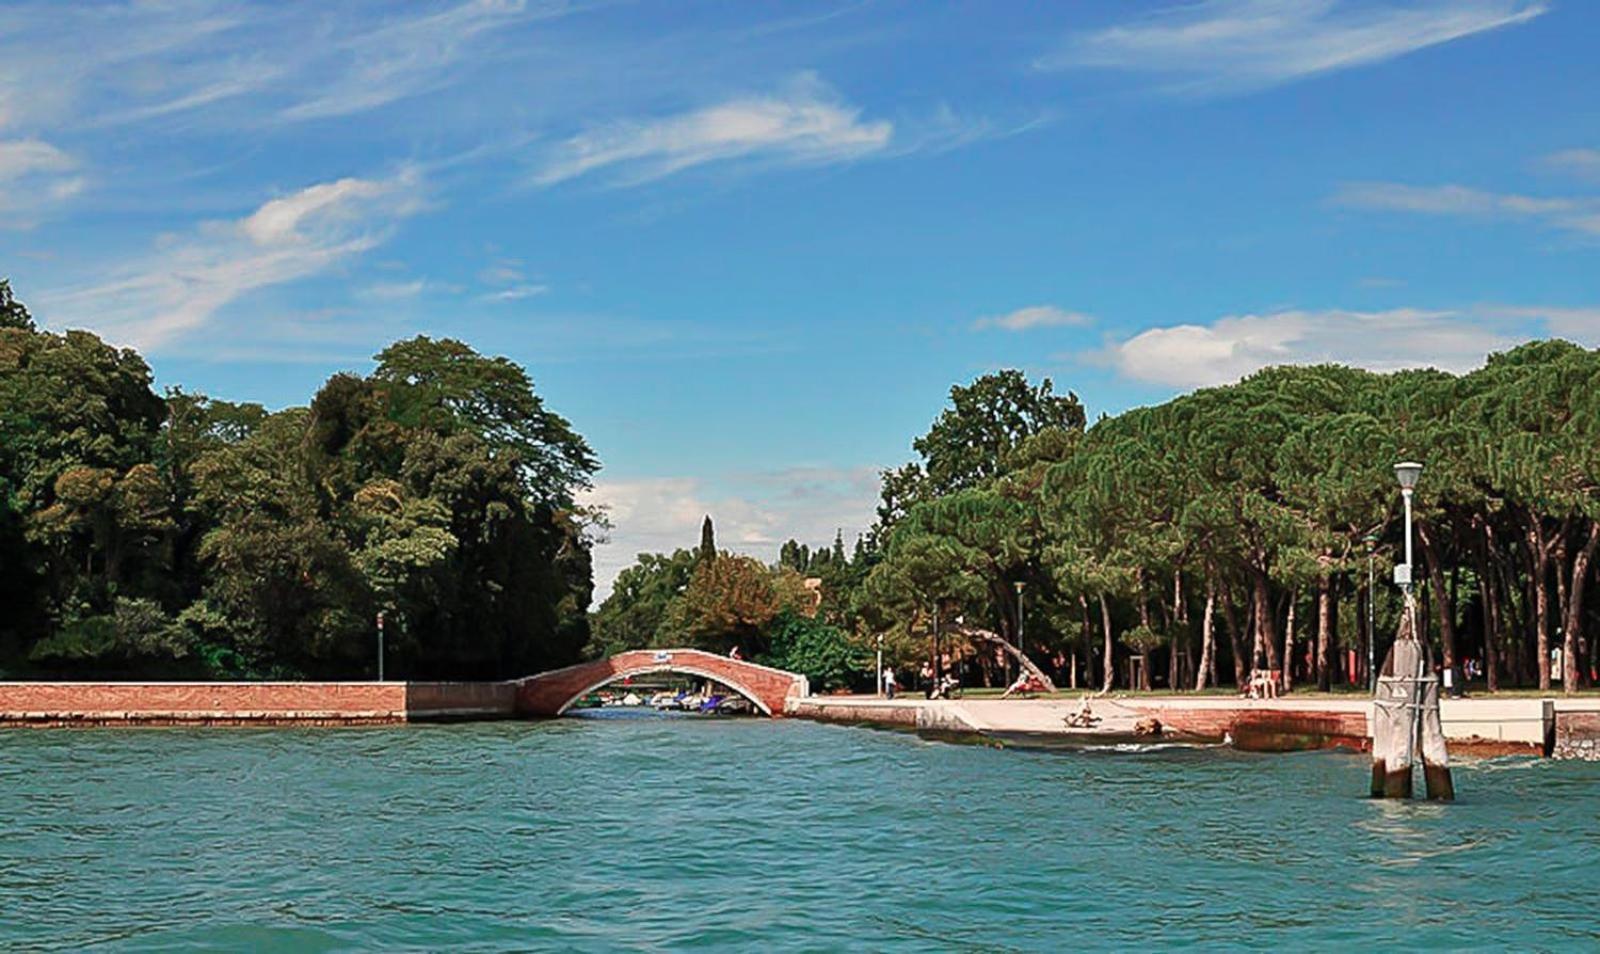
(1065, 694, 1100, 728)
(1000, 670, 1046, 699)
(930, 672, 960, 700)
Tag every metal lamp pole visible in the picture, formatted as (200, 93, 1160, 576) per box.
(1394, 461, 1424, 766)
(1365, 533, 1378, 692)
(376, 611, 386, 682)
(1397, 465, 1420, 596)
(876, 633, 884, 698)
(1015, 581, 1026, 683)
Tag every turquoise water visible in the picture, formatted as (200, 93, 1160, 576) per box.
(2, 713, 1597, 952)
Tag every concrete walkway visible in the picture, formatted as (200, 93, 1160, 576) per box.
(789, 693, 1600, 756)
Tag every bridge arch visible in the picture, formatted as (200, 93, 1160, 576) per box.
(515, 649, 810, 717)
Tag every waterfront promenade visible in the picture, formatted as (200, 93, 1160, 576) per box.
(4, 676, 1599, 758)
(790, 693, 1600, 758)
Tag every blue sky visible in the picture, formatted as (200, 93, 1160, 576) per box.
(2, 0, 1596, 593)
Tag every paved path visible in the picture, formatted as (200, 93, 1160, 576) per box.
(790, 693, 1600, 755)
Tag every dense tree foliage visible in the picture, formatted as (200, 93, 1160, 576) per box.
(761, 610, 867, 692)
(0, 284, 598, 679)
(857, 349, 1600, 695)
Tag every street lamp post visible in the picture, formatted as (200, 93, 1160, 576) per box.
(1014, 581, 1026, 685)
(376, 611, 386, 682)
(1371, 459, 1452, 800)
(876, 633, 884, 698)
(1395, 462, 1422, 595)
(1365, 532, 1379, 692)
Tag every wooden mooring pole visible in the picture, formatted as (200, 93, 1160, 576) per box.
(1370, 594, 1454, 800)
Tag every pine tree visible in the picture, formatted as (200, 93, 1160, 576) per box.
(699, 515, 716, 561)
(0, 279, 33, 331)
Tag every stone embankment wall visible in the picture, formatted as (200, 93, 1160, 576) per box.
(1554, 711, 1600, 760)
(786, 697, 979, 733)
(0, 681, 515, 727)
(405, 681, 517, 720)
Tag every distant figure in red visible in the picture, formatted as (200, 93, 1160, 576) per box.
(728, 645, 742, 660)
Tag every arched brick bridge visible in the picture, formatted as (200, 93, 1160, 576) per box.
(515, 649, 811, 717)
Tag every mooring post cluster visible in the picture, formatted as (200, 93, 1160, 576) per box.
(1370, 462, 1454, 801)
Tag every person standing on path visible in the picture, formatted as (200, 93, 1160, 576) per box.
(883, 667, 897, 699)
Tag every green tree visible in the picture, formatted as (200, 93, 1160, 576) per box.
(0, 280, 33, 331)
(760, 610, 868, 692)
(700, 515, 716, 561)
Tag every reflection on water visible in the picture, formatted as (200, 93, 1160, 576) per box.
(1, 717, 1597, 951)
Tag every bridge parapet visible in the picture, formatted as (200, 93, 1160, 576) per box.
(515, 649, 809, 717)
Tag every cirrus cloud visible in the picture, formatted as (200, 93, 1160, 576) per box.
(974, 304, 1093, 332)
(38, 169, 426, 350)
(532, 73, 893, 187)
(0, 138, 84, 224)
(1334, 180, 1600, 237)
(1037, 0, 1545, 95)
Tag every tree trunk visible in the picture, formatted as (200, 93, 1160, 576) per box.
(1099, 593, 1115, 692)
(958, 627, 1057, 692)
(1477, 550, 1502, 693)
(1316, 572, 1333, 692)
(1252, 566, 1279, 674)
(1170, 569, 1187, 690)
(1562, 521, 1600, 693)
(1221, 585, 1247, 687)
(1078, 595, 1094, 689)
(1418, 523, 1457, 671)
(1527, 519, 1553, 691)
(1283, 592, 1297, 692)
(1196, 576, 1216, 691)
(1500, 556, 1529, 687)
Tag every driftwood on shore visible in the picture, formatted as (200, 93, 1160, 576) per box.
(1370, 596, 1454, 800)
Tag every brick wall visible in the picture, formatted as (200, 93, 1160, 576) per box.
(1131, 705, 1370, 752)
(0, 681, 513, 726)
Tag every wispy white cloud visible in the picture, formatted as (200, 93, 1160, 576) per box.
(359, 279, 428, 300)
(277, 0, 536, 122)
(1541, 148, 1600, 183)
(481, 283, 549, 302)
(1098, 308, 1530, 389)
(0, 138, 84, 224)
(579, 466, 879, 598)
(1037, 0, 1545, 94)
(0, 0, 554, 133)
(974, 304, 1092, 332)
(532, 73, 893, 186)
(39, 169, 426, 350)
(1335, 181, 1600, 237)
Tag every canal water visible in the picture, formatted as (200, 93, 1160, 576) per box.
(3, 712, 1597, 951)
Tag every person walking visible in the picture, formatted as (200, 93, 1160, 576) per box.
(883, 667, 897, 700)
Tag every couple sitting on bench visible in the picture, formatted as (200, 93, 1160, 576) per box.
(1245, 669, 1282, 699)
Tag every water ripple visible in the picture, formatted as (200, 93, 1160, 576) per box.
(2, 715, 1599, 950)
